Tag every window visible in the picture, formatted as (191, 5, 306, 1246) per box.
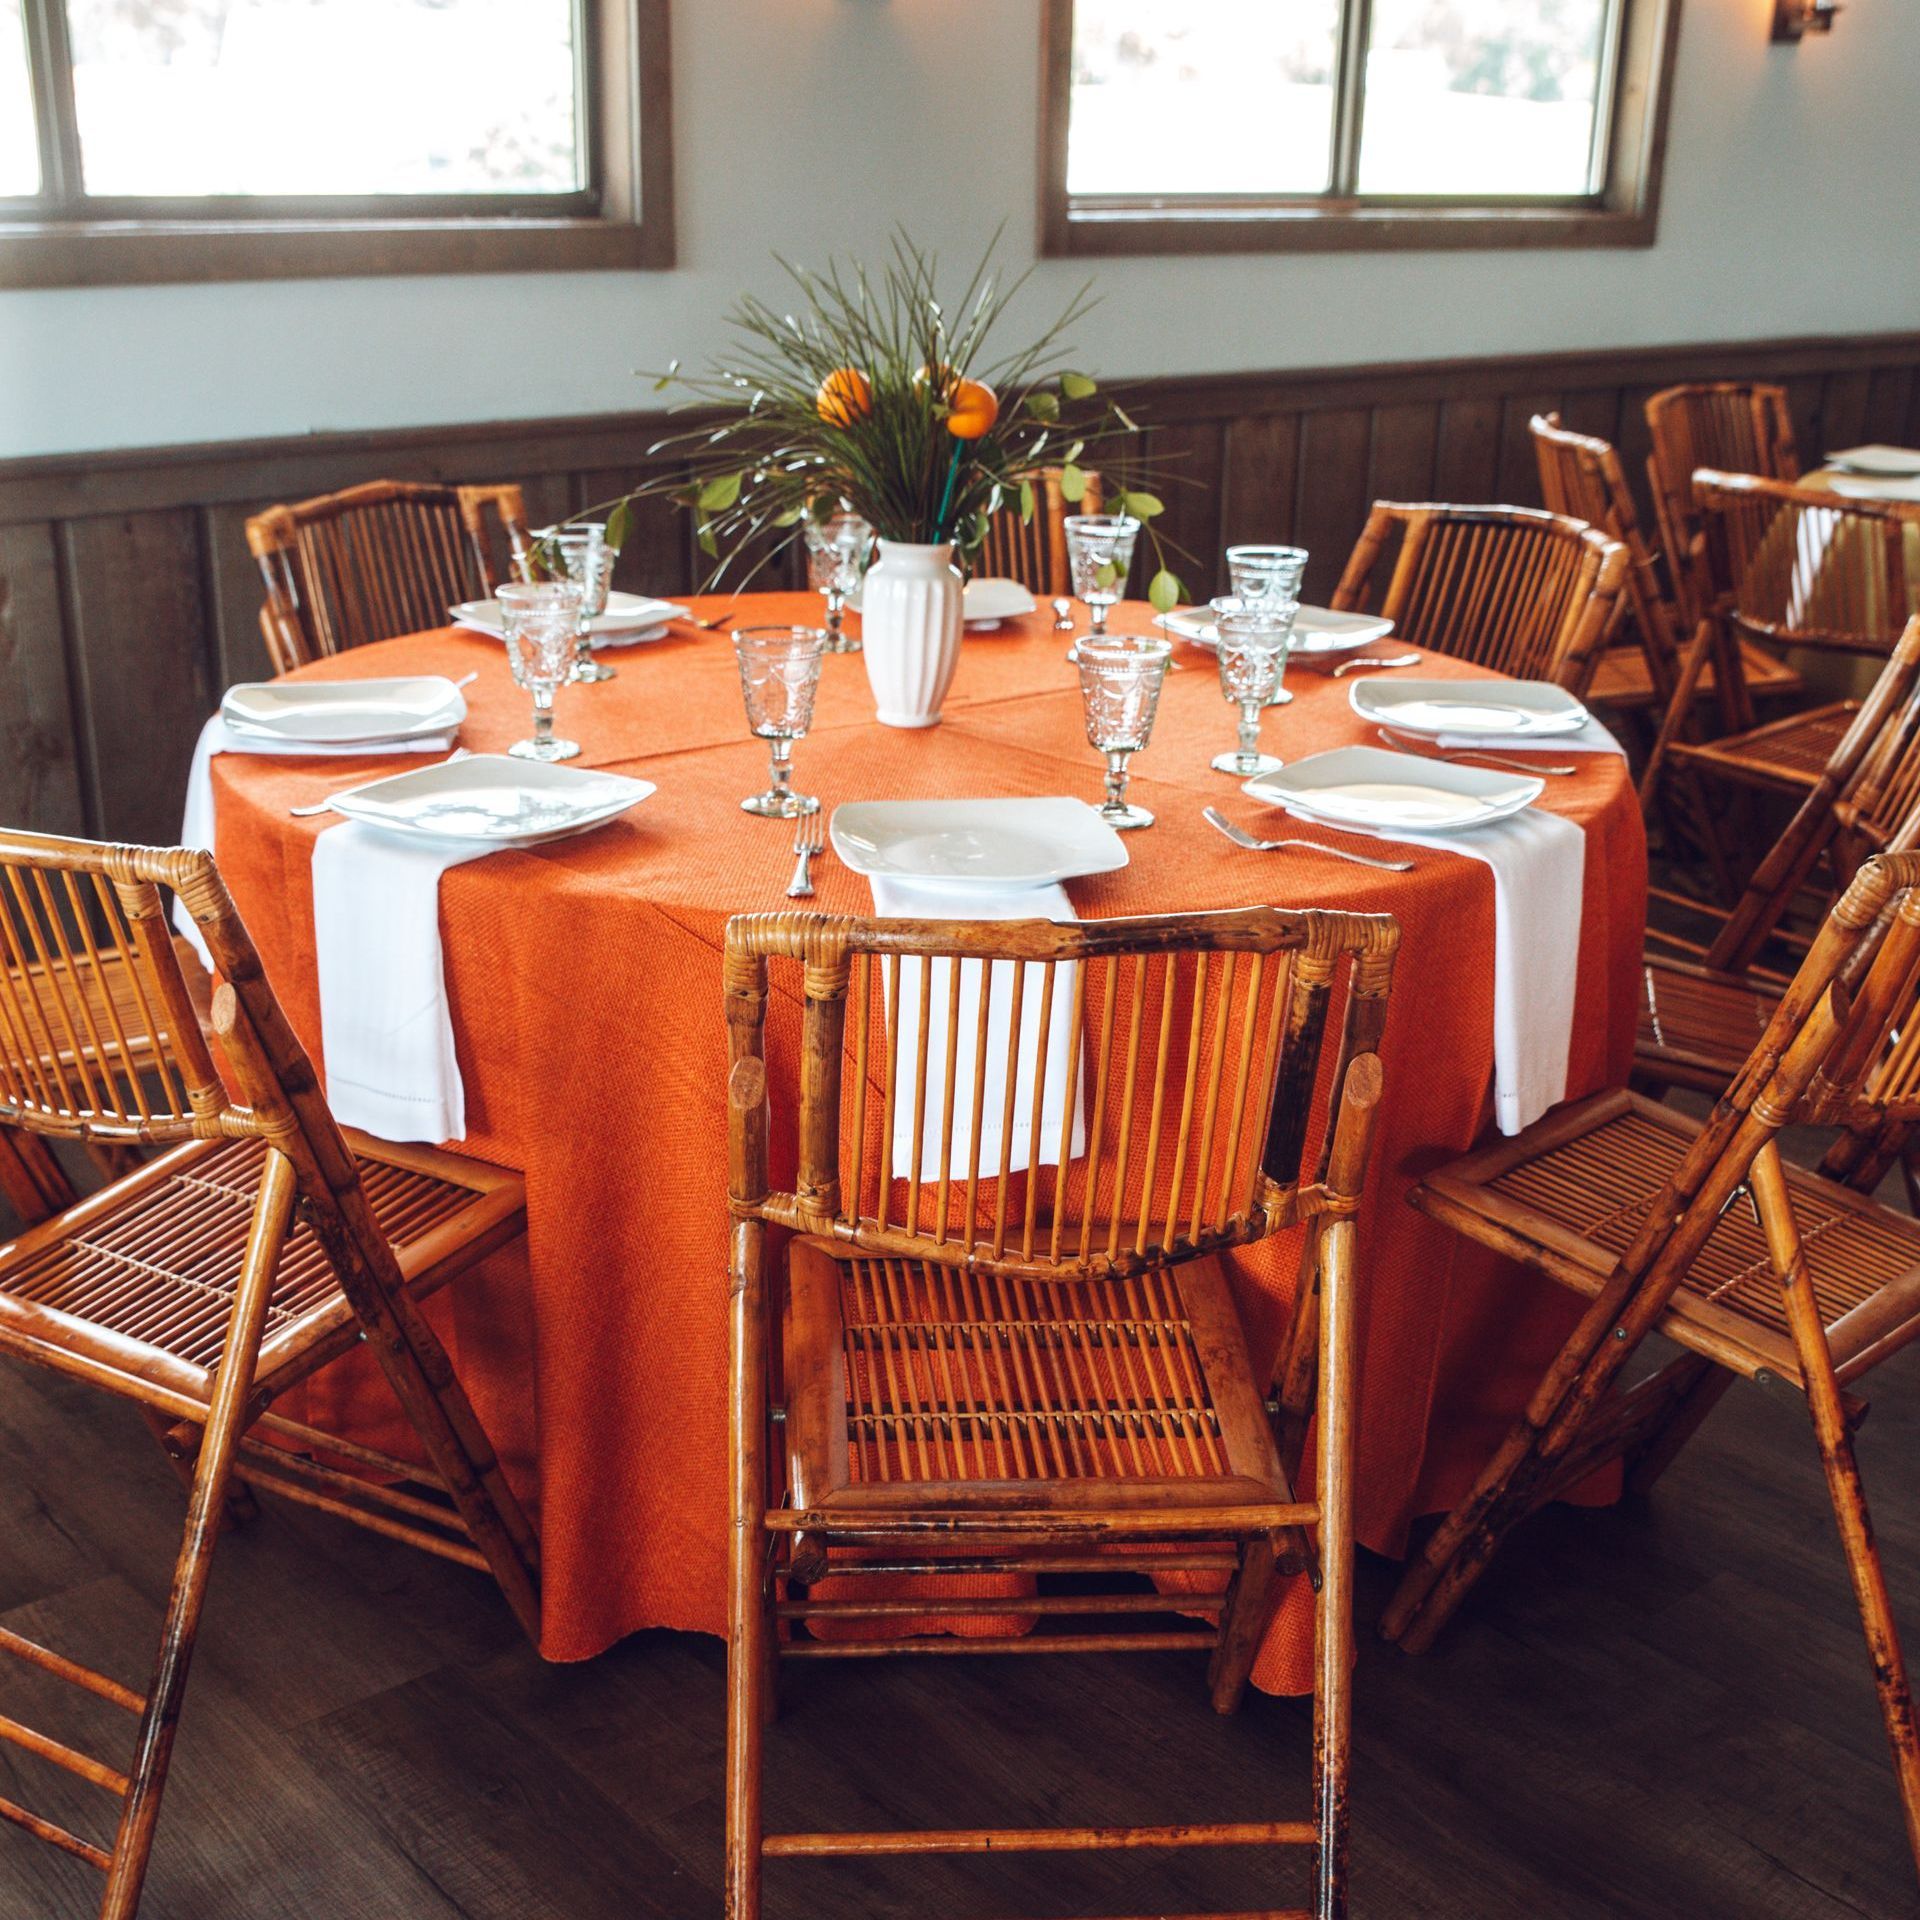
(1042, 0, 1678, 255)
(1, 0, 672, 288)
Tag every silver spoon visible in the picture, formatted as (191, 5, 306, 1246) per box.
(1332, 651, 1421, 678)
(1376, 725, 1577, 777)
(1201, 806, 1414, 872)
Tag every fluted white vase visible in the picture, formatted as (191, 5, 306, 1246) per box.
(860, 539, 963, 728)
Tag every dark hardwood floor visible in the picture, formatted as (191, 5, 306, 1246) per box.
(0, 1279, 1914, 1918)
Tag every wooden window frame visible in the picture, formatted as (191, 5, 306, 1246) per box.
(0, 0, 673, 288)
(1039, 0, 1681, 257)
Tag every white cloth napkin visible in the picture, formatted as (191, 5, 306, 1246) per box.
(1288, 804, 1587, 1135)
(311, 822, 490, 1144)
(868, 875, 1086, 1182)
(1431, 716, 1626, 758)
(173, 713, 456, 967)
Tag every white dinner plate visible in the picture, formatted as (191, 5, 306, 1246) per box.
(1346, 677, 1590, 738)
(450, 591, 689, 636)
(1243, 746, 1541, 834)
(221, 676, 467, 745)
(830, 796, 1127, 887)
(1826, 473, 1920, 504)
(1827, 444, 1920, 479)
(848, 578, 1038, 629)
(324, 754, 656, 847)
(1157, 605, 1395, 658)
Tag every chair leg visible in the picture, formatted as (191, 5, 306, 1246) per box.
(726, 1219, 770, 1920)
(100, 1148, 296, 1920)
(1312, 1219, 1359, 1920)
(1209, 1534, 1280, 1716)
(137, 1408, 258, 1530)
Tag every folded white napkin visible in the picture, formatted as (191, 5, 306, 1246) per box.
(1432, 717, 1625, 758)
(868, 875, 1086, 1182)
(173, 713, 456, 968)
(1288, 804, 1586, 1134)
(311, 822, 491, 1144)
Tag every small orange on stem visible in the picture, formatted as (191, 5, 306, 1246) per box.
(816, 367, 872, 426)
(946, 377, 1000, 440)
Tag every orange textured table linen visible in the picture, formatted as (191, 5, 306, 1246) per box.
(204, 595, 1646, 1694)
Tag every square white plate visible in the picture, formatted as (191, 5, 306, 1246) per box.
(1243, 746, 1541, 834)
(325, 754, 655, 846)
(830, 797, 1127, 887)
(1826, 473, 1920, 504)
(1347, 677, 1590, 738)
(1827, 444, 1920, 479)
(848, 578, 1037, 629)
(1157, 605, 1395, 657)
(222, 677, 467, 745)
(450, 591, 688, 636)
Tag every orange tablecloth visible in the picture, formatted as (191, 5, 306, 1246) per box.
(205, 595, 1646, 1693)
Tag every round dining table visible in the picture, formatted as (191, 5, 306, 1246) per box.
(202, 592, 1647, 1694)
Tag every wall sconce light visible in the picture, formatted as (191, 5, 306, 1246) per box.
(1772, 0, 1840, 42)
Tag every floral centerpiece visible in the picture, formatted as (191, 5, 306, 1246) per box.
(598, 237, 1182, 727)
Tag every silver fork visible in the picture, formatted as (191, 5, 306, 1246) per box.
(1201, 806, 1414, 871)
(1376, 725, 1577, 777)
(1332, 651, 1421, 678)
(787, 815, 826, 896)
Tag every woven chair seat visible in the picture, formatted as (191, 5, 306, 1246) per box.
(1588, 638, 1804, 711)
(1418, 1090, 1920, 1385)
(0, 1132, 524, 1404)
(782, 1239, 1290, 1512)
(1636, 958, 1777, 1090)
(1668, 699, 1858, 793)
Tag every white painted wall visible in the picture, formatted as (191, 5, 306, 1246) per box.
(2, 0, 1916, 459)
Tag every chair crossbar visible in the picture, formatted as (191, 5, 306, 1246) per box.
(0, 1791, 111, 1870)
(763, 1819, 1316, 1857)
(0, 1623, 143, 1713)
(0, 1710, 130, 1796)
(811, 1551, 1239, 1577)
(781, 1591, 1224, 1621)
(765, 1505, 1314, 1536)
(782, 1629, 1220, 1658)
(231, 1448, 491, 1574)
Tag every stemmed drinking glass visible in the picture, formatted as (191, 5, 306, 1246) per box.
(803, 511, 874, 654)
(496, 581, 585, 762)
(733, 625, 827, 817)
(1064, 514, 1141, 639)
(1075, 633, 1172, 830)
(1225, 545, 1306, 707)
(522, 523, 619, 684)
(1210, 597, 1291, 777)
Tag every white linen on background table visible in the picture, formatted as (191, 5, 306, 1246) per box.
(311, 822, 490, 1144)
(173, 713, 455, 968)
(868, 875, 1086, 1182)
(1286, 803, 1587, 1135)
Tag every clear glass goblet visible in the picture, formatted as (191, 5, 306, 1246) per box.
(1224, 548, 1306, 707)
(1210, 598, 1290, 777)
(1065, 513, 1141, 640)
(496, 581, 585, 762)
(1075, 633, 1172, 830)
(521, 523, 618, 685)
(733, 625, 827, 817)
(803, 511, 875, 654)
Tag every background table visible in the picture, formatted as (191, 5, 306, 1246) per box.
(204, 595, 1647, 1694)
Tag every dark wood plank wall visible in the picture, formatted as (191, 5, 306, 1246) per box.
(2, 329, 1917, 849)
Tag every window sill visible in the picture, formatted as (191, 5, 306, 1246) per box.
(1043, 200, 1658, 258)
(0, 213, 671, 290)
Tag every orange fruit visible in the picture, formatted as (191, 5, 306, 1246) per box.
(816, 367, 872, 427)
(945, 377, 1000, 440)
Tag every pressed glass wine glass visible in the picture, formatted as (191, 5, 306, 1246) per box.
(1075, 633, 1172, 830)
(1209, 598, 1290, 777)
(733, 625, 827, 817)
(496, 581, 585, 762)
(522, 523, 618, 685)
(1224, 547, 1306, 706)
(1064, 514, 1141, 639)
(803, 510, 874, 654)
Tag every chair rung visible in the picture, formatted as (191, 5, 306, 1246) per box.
(0, 1790, 112, 1869)
(783, 1629, 1219, 1659)
(814, 1553, 1239, 1578)
(0, 1624, 144, 1713)
(0, 1712, 129, 1796)
(233, 1458, 491, 1573)
(991, 1911, 1308, 1920)
(764, 1819, 1315, 1858)
(782, 1592, 1224, 1621)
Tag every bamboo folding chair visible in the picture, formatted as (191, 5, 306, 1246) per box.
(1380, 851, 1920, 1889)
(1645, 381, 1800, 629)
(247, 479, 530, 673)
(978, 467, 1104, 595)
(724, 904, 1399, 1920)
(1530, 412, 1803, 724)
(1640, 472, 1920, 817)
(1329, 502, 1628, 699)
(0, 829, 540, 1917)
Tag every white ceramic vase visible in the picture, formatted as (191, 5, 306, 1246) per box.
(859, 539, 963, 728)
